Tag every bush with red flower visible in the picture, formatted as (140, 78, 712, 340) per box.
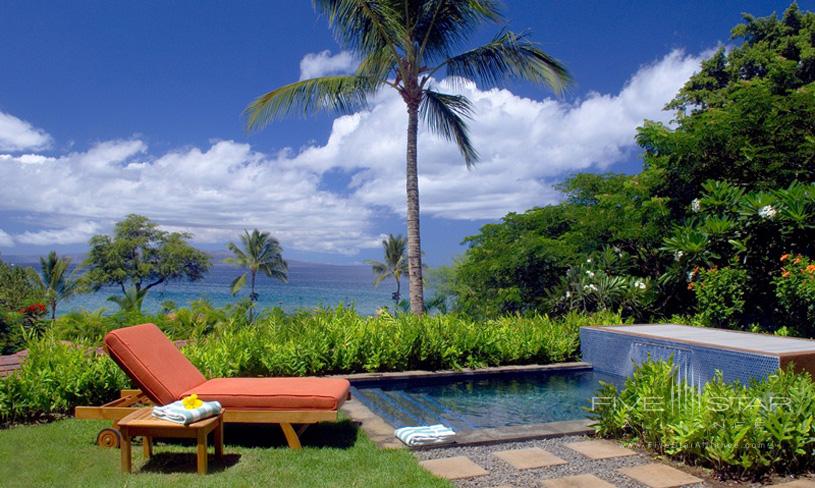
(774, 254, 815, 336)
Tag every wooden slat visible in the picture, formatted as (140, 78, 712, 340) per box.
(75, 406, 140, 421)
(223, 409, 338, 423)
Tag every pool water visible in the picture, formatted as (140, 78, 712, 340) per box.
(351, 369, 625, 432)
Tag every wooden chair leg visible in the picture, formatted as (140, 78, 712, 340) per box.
(143, 436, 153, 459)
(196, 430, 208, 475)
(214, 419, 224, 461)
(120, 428, 132, 473)
(280, 423, 302, 449)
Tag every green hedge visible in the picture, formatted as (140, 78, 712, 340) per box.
(183, 308, 622, 377)
(0, 336, 128, 425)
(590, 359, 815, 480)
(1, 307, 622, 425)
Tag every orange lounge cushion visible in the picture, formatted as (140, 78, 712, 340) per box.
(105, 323, 206, 405)
(183, 377, 350, 410)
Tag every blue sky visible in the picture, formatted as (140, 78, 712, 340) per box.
(0, 0, 809, 265)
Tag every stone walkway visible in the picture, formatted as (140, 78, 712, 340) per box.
(413, 435, 815, 488)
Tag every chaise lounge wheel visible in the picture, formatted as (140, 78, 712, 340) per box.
(96, 428, 122, 448)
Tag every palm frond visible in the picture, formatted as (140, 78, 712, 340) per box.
(230, 273, 247, 296)
(312, 0, 405, 54)
(443, 30, 571, 94)
(245, 75, 379, 131)
(420, 89, 478, 166)
(415, 0, 503, 62)
(355, 47, 398, 82)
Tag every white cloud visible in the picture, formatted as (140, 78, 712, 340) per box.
(0, 139, 378, 254)
(299, 50, 357, 80)
(0, 49, 703, 253)
(0, 229, 13, 247)
(15, 221, 101, 246)
(288, 49, 703, 219)
(0, 111, 52, 152)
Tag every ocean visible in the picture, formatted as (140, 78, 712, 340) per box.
(10, 258, 407, 316)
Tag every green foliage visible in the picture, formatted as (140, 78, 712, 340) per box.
(366, 234, 408, 305)
(27, 251, 83, 320)
(548, 248, 654, 320)
(662, 181, 815, 330)
(774, 254, 815, 336)
(591, 358, 815, 480)
(83, 214, 211, 313)
(225, 229, 287, 322)
(693, 267, 748, 329)
(639, 4, 815, 213)
(0, 256, 46, 354)
(453, 172, 669, 317)
(181, 307, 623, 378)
(0, 333, 129, 425)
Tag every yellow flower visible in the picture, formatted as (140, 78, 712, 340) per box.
(182, 394, 203, 410)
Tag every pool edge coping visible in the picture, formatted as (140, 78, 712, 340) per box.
(338, 361, 597, 450)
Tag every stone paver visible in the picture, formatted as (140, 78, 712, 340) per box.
(541, 474, 617, 488)
(493, 447, 567, 470)
(773, 481, 815, 487)
(565, 440, 637, 460)
(618, 463, 702, 488)
(419, 456, 489, 480)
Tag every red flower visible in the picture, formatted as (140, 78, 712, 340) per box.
(22, 303, 46, 315)
(781, 254, 791, 262)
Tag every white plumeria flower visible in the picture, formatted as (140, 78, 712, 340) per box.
(691, 198, 702, 213)
(674, 250, 684, 261)
(583, 284, 598, 291)
(565, 291, 571, 299)
(586, 258, 592, 263)
(634, 280, 646, 290)
(586, 270, 595, 278)
(758, 205, 777, 220)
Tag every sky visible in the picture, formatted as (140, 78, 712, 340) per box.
(0, 0, 811, 265)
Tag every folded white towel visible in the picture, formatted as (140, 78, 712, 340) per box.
(152, 400, 222, 425)
(394, 424, 456, 447)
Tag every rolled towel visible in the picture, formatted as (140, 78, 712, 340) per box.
(152, 400, 222, 425)
(394, 424, 456, 447)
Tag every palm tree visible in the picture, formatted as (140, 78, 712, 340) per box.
(225, 229, 288, 322)
(366, 234, 409, 305)
(28, 251, 81, 320)
(107, 287, 147, 314)
(245, 0, 570, 314)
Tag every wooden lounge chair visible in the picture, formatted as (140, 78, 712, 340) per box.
(75, 323, 350, 449)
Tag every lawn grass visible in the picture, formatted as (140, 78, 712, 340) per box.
(0, 418, 451, 487)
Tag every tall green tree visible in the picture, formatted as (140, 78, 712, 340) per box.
(225, 229, 288, 322)
(366, 234, 408, 305)
(245, 0, 570, 314)
(83, 214, 211, 313)
(28, 251, 81, 320)
(638, 3, 815, 214)
(0, 255, 45, 353)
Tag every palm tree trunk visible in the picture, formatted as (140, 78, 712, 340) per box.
(405, 101, 425, 314)
(249, 270, 257, 323)
(394, 275, 401, 305)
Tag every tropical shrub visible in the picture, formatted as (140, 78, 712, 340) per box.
(692, 266, 748, 329)
(548, 248, 654, 321)
(0, 256, 46, 354)
(183, 307, 624, 377)
(774, 254, 815, 336)
(661, 180, 815, 330)
(0, 333, 129, 425)
(591, 359, 815, 480)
